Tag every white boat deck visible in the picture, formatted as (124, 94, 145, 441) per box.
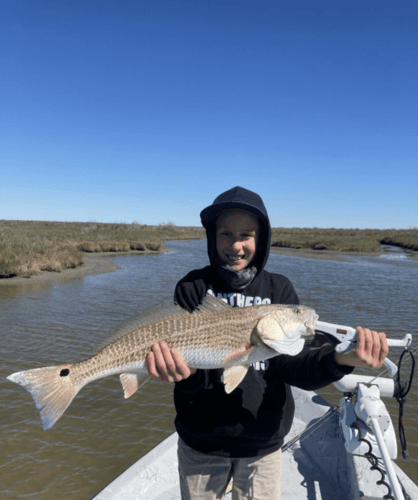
(93, 387, 418, 500)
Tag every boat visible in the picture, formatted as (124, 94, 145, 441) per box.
(92, 382, 418, 500)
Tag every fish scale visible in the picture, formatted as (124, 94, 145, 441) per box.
(7, 295, 318, 430)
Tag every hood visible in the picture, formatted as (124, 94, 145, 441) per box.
(200, 186, 272, 277)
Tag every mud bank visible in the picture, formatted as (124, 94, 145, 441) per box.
(0, 251, 160, 287)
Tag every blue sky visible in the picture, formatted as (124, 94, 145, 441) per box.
(1, 0, 417, 229)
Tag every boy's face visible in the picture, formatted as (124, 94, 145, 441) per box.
(215, 209, 259, 271)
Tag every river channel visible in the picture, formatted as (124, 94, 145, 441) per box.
(0, 239, 417, 499)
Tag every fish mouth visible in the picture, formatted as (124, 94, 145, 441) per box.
(301, 313, 319, 338)
(301, 326, 317, 338)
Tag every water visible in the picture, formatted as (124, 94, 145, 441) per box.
(0, 240, 417, 498)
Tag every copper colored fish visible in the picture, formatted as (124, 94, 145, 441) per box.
(7, 295, 317, 430)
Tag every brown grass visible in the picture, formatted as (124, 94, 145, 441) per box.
(271, 228, 418, 253)
(0, 220, 201, 279)
(0, 241, 84, 278)
(1, 220, 416, 279)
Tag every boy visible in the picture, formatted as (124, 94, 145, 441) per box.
(146, 186, 388, 500)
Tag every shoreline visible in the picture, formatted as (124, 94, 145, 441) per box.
(0, 250, 161, 287)
(1, 245, 416, 287)
(270, 246, 418, 261)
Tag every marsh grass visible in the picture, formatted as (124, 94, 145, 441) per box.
(75, 240, 162, 252)
(1, 220, 416, 279)
(271, 228, 418, 253)
(0, 238, 84, 278)
(0, 220, 204, 278)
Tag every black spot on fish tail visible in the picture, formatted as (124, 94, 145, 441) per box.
(7, 365, 80, 430)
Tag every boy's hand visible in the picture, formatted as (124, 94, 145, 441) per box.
(146, 342, 197, 383)
(335, 327, 389, 369)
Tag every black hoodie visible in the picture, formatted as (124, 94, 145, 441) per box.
(173, 187, 352, 458)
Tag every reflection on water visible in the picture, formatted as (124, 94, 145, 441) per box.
(0, 240, 417, 499)
(380, 244, 411, 260)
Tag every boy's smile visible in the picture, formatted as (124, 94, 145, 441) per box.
(215, 209, 259, 271)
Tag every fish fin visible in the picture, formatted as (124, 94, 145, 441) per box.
(194, 294, 231, 313)
(96, 301, 189, 352)
(119, 372, 150, 399)
(223, 345, 255, 365)
(7, 365, 81, 430)
(222, 365, 249, 394)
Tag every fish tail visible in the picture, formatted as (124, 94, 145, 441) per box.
(7, 364, 81, 430)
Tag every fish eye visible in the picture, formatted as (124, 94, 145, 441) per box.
(293, 308, 301, 314)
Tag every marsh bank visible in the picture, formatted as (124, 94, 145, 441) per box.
(1, 220, 417, 281)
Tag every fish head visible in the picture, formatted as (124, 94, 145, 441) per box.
(254, 305, 318, 356)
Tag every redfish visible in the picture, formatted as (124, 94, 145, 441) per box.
(8, 295, 317, 430)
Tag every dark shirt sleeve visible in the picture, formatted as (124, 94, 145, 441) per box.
(271, 344, 354, 391)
